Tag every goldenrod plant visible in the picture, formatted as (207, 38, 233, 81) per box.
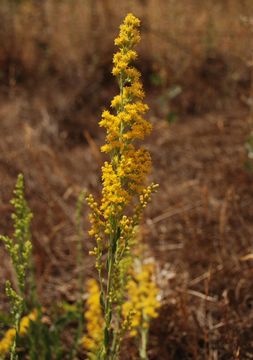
(0, 174, 33, 360)
(1, 181, 92, 360)
(0, 176, 54, 360)
(0, 328, 16, 359)
(86, 13, 159, 359)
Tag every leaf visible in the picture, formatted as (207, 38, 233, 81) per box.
(104, 327, 110, 347)
(0, 311, 12, 327)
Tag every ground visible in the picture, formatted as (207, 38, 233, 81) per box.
(1, 1, 253, 358)
(1, 82, 253, 358)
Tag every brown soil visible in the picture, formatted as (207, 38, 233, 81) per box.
(1, 77, 253, 358)
(1, 3, 253, 354)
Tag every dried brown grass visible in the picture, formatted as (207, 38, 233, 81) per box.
(0, 0, 252, 86)
(1, 2, 253, 358)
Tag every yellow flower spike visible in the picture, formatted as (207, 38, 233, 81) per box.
(82, 279, 104, 355)
(0, 329, 16, 357)
(122, 262, 160, 338)
(86, 13, 158, 358)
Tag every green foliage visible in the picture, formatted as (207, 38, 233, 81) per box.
(22, 305, 80, 360)
(2, 174, 33, 296)
(0, 179, 89, 360)
(155, 85, 181, 124)
(0, 174, 33, 360)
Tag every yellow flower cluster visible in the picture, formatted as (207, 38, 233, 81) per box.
(122, 263, 160, 337)
(82, 279, 104, 354)
(99, 102, 151, 153)
(0, 329, 15, 357)
(114, 14, 140, 46)
(101, 162, 130, 219)
(20, 309, 37, 335)
(0, 309, 38, 357)
(87, 13, 156, 260)
(90, 13, 152, 222)
(118, 147, 151, 193)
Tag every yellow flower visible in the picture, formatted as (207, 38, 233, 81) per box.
(82, 279, 104, 354)
(0, 309, 38, 357)
(0, 329, 16, 357)
(101, 162, 130, 219)
(19, 309, 38, 336)
(122, 263, 160, 337)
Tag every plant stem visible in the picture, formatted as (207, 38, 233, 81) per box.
(139, 319, 149, 360)
(103, 241, 114, 358)
(10, 310, 22, 360)
(103, 220, 122, 359)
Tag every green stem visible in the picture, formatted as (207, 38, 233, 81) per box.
(103, 246, 114, 358)
(139, 316, 149, 360)
(103, 221, 122, 359)
(10, 309, 22, 360)
(111, 304, 122, 360)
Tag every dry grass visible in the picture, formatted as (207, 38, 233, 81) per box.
(0, 0, 252, 83)
(1, 0, 253, 359)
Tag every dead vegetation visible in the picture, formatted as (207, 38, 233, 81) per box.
(1, 0, 253, 359)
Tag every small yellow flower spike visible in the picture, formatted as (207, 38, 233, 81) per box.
(0, 309, 38, 357)
(19, 309, 38, 336)
(82, 279, 104, 355)
(114, 14, 141, 52)
(0, 329, 16, 357)
(122, 263, 160, 337)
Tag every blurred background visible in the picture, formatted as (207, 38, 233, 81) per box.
(1, 0, 253, 358)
